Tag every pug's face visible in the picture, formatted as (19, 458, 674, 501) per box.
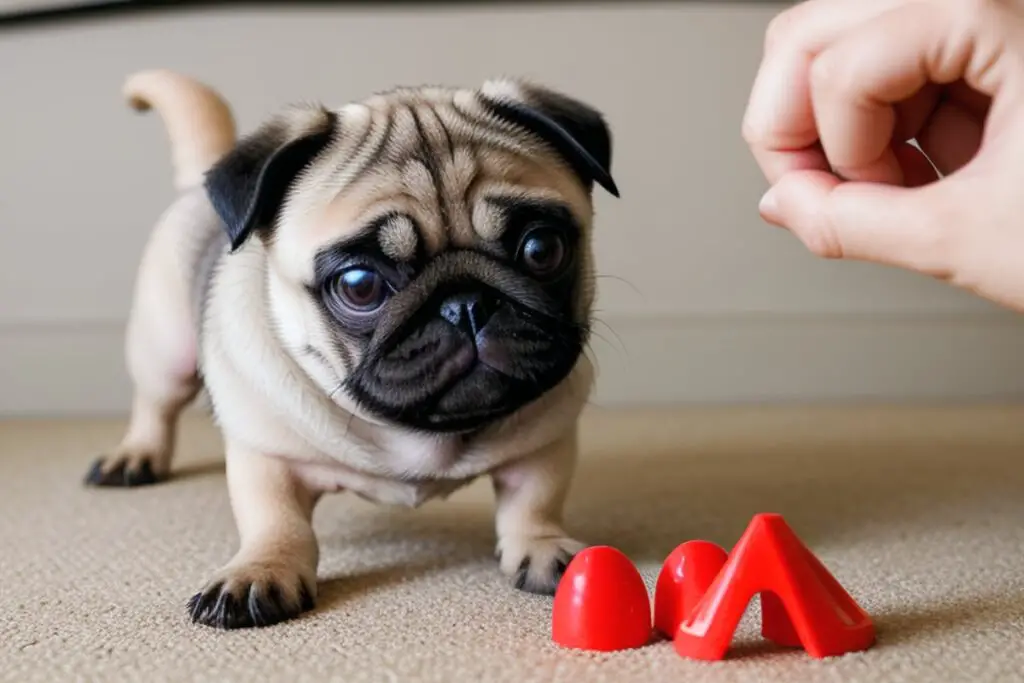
(205, 81, 618, 434)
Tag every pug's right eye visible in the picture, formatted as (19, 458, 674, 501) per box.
(331, 268, 390, 312)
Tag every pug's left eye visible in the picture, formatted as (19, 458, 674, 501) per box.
(331, 268, 390, 312)
(518, 228, 569, 279)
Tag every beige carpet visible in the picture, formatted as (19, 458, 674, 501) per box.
(2, 405, 1024, 683)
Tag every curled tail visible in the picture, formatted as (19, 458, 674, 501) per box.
(124, 69, 237, 191)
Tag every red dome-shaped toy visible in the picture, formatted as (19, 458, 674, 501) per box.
(551, 546, 652, 652)
(653, 540, 729, 638)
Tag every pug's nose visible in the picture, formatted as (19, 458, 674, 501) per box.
(439, 291, 495, 336)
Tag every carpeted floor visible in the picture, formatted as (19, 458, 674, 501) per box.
(2, 405, 1024, 682)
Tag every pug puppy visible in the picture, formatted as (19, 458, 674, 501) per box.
(84, 69, 619, 630)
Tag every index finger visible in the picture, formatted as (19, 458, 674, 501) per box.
(742, 0, 910, 184)
(809, 0, 1014, 177)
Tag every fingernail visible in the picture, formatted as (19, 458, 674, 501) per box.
(759, 187, 782, 226)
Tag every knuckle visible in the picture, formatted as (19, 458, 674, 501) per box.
(950, 0, 996, 19)
(764, 0, 823, 52)
(799, 227, 845, 260)
(809, 50, 864, 114)
(807, 199, 849, 261)
(808, 52, 844, 97)
(764, 12, 797, 52)
(805, 236, 844, 260)
(941, 0, 1003, 48)
(741, 117, 763, 146)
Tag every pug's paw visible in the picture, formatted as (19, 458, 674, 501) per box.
(496, 534, 587, 595)
(187, 560, 316, 629)
(84, 451, 166, 488)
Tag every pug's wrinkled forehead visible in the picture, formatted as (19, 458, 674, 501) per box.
(203, 79, 619, 279)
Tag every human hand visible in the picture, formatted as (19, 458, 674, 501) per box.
(743, 0, 1024, 311)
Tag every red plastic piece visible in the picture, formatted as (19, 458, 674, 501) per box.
(551, 545, 652, 652)
(674, 513, 875, 660)
(654, 540, 728, 638)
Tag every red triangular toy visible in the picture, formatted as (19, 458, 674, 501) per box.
(674, 513, 875, 660)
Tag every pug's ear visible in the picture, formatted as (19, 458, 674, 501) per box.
(480, 80, 619, 198)
(204, 104, 337, 252)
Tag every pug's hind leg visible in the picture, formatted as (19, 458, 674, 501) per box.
(189, 443, 320, 629)
(492, 432, 587, 596)
(85, 215, 201, 487)
(85, 383, 198, 487)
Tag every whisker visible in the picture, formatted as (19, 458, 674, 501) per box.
(344, 408, 357, 438)
(328, 382, 345, 399)
(584, 329, 615, 352)
(588, 317, 627, 356)
(300, 344, 352, 403)
(592, 273, 643, 297)
(582, 343, 601, 374)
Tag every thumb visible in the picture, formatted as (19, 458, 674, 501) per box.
(760, 169, 952, 279)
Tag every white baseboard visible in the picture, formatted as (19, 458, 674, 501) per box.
(2, 314, 1023, 417)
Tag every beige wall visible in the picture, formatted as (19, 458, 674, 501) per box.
(2, 1, 1023, 416)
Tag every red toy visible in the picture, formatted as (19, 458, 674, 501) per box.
(674, 513, 876, 660)
(550, 513, 875, 661)
(653, 540, 728, 638)
(551, 545, 652, 652)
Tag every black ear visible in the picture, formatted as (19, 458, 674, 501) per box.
(204, 105, 337, 251)
(480, 81, 619, 198)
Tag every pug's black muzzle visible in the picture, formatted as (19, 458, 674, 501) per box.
(345, 283, 584, 433)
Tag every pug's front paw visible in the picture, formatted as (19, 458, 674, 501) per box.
(187, 560, 316, 629)
(496, 533, 587, 595)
